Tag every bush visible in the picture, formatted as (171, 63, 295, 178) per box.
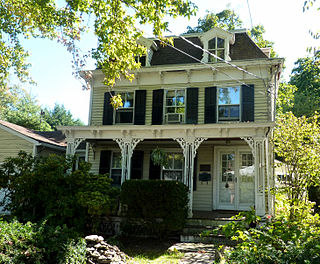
(120, 180, 189, 237)
(213, 205, 320, 263)
(0, 152, 120, 233)
(0, 219, 86, 264)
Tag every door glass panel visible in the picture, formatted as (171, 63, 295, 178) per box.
(219, 153, 235, 205)
(239, 153, 255, 205)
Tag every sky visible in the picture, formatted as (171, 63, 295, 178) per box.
(11, 0, 319, 124)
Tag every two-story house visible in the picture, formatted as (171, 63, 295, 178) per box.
(59, 27, 283, 217)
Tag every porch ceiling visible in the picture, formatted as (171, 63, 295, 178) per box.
(58, 122, 274, 140)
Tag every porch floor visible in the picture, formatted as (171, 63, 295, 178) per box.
(192, 210, 241, 220)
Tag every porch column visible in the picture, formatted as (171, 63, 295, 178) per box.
(241, 136, 267, 216)
(66, 138, 84, 156)
(175, 137, 207, 217)
(114, 138, 143, 184)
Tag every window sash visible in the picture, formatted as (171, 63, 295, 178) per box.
(164, 89, 186, 123)
(217, 87, 240, 121)
(114, 92, 134, 124)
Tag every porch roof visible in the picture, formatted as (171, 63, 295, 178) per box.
(58, 122, 274, 140)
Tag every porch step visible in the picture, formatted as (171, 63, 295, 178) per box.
(180, 218, 237, 243)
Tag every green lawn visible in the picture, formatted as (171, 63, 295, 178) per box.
(120, 238, 184, 264)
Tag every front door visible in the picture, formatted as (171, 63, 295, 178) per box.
(217, 150, 254, 210)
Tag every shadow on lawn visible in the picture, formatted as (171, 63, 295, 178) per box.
(120, 237, 179, 259)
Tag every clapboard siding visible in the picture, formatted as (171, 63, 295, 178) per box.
(0, 129, 33, 163)
(90, 79, 269, 125)
(193, 146, 213, 211)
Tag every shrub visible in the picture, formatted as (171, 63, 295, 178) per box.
(0, 219, 86, 264)
(0, 152, 120, 233)
(213, 205, 320, 263)
(120, 180, 189, 237)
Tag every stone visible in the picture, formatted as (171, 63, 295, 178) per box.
(85, 235, 104, 243)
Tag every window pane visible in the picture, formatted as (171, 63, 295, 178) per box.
(208, 38, 216, 49)
(174, 154, 183, 169)
(176, 107, 185, 114)
(218, 87, 240, 104)
(217, 49, 224, 60)
(115, 110, 133, 123)
(230, 106, 240, 117)
(217, 38, 224, 48)
(166, 97, 174, 106)
(209, 54, 217, 62)
(111, 169, 122, 185)
(166, 107, 175, 113)
(112, 153, 122, 168)
(218, 106, 229, 118)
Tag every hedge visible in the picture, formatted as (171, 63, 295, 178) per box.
(120, 180, 189, 237)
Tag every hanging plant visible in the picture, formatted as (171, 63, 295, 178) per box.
(151, 147, 168, 167)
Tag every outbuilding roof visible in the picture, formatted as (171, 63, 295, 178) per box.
(0, 120, 66, 147)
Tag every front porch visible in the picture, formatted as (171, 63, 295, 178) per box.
(59, 123, 274, 218)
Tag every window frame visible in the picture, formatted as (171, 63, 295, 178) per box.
(161, 152, 184, 182)
(208, 37, 225, 62)
(110, 151, 122, 186)
(163, 88, 186, 124)
(217, 86, 241, 122)
(113, 91, 135, 125)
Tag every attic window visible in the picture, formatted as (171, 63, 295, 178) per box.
(208, 37, 225, 62)
(135, 55, 146, 66)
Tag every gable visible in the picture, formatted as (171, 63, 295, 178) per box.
(0, 127, 34, 163)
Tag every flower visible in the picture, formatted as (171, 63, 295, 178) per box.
(266, 214, 272, 219)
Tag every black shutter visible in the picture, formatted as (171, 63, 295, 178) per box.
(131, 151, 144, 179)
(102, 92, 114, 125)
(149, 155, 161, 180)
(99, 150, 111, 175)
(205, 87, 217, 123)
(134, 90, 146, 125)
(241, 85, 254, 122)
(186, 88, 198, 124)
(152, 89, 164, 125)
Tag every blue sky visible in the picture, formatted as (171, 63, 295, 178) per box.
(11, 0, 319, 124)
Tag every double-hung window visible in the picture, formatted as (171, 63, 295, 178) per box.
(114, 92, 134, 124)
(162, 153, 184, 181)
(164, 89, 185, 124)
(218, 87, 240, 121)
(111, 152, 122, 186)
(208, 37, 225, 62)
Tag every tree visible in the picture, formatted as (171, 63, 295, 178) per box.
(289, 53, 320, 117)
(0, 0, 197, 88)
(1, 86, 83, 131)
(43, 103, 84, 130)
(186, 9, 243, 33)
(276, 82, 297, 116)
(185, 9, 276, 57)
(4, 88, 52, 131)
(274, 112, 320, 219)
(303, 0, 319, 54)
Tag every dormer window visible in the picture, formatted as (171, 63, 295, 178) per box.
(135, 55, 146, 66)
(200, 28, 235, 63)
(114, 92, 134, 124)
(208, 37, 225, 62)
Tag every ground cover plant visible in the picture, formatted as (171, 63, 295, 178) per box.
(0, 219, 86, 264)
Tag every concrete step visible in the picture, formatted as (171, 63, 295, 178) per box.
(186, 218, 236, 227)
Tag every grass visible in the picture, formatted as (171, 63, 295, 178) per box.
(119, 237, 184, 264)
(128, 251, 184, 264)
